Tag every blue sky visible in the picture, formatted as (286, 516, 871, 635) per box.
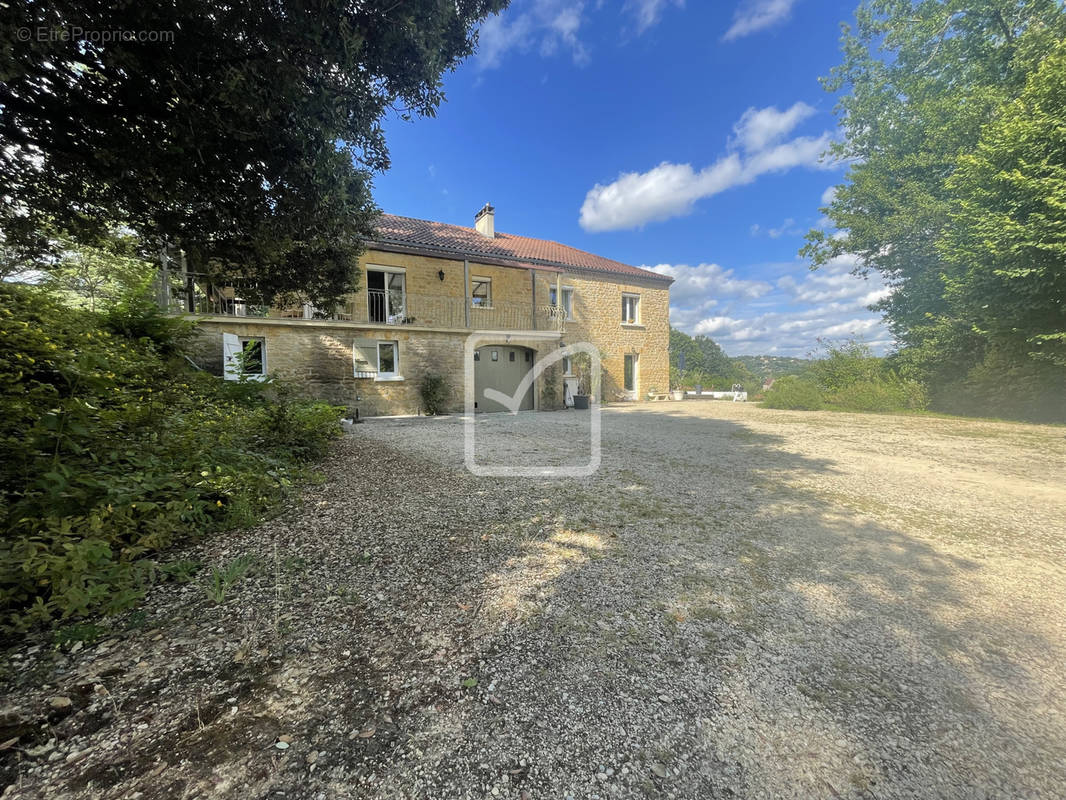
(372, 0, 891, 357)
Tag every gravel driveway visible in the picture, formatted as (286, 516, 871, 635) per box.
(4, 402, 1065, 799)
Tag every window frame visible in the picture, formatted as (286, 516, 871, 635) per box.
(366, 265, 407, 324)
(624, 352, 638, 393)
(549, 286, 575, 320)
(238, 336, 266, 376)
(621, 293, 641, 326)
(471, 276, 493, 308)
(375, 340, 401, 381)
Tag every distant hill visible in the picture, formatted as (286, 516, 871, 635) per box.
(733, 355, 811, 380)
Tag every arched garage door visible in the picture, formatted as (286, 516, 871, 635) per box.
(474, 345, 535, 413)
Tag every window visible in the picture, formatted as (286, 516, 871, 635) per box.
(223, 333, 267, 381)
(471, 277, 492, 307)
(549, 286, 575, 320)
(491, 350, 499, 361)
(509, 351, 515, 362)
(622, 293, 640, 325)
(562, 356, 573, 375)
(377, 341, 399, 379)
(367, 267, 406, 324)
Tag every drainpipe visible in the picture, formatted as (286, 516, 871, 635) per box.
(463, 259, 470, 328)
(531, 270, 536, 330)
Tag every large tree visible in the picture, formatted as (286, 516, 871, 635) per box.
(940, 37, 1066, 367)
(0, 0, 507, 303)
(803, 0, 1065, 387)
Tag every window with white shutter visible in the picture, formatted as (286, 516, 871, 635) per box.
(222, 333, 267, 381)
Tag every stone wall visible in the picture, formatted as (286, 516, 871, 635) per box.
(188, 319, 563, 417)
(346, 250, 538, 330)
(533, 270, 671, 401)
(189, 320, 469, 416)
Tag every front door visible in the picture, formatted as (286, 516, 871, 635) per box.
(624, 353, 637, 397)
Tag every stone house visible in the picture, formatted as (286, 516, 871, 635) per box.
(183, 205, 672, 415)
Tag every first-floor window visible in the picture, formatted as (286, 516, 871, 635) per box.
(562, 355, 573, 375)
(223, 332, 267, 381)
(622, 293, 640, 325)
(240, 338, 265, 375)
(377, 341, 398, 378)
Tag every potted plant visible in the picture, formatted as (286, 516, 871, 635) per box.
(670, 369, 686, 401)
(571, 351, 601, 409)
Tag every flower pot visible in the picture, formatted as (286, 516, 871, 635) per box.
(573, 394, 590, 410)
(670, 390, 684, 401)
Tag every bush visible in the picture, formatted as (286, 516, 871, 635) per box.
(419, 372, 450, 415)
(760, 376, 825, 410)
(827, 377, 928, 413)
(0, 284, 343, 629)
(930, 349, 1066, 423)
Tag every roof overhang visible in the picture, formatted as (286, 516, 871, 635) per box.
(366, 239, 564, 273)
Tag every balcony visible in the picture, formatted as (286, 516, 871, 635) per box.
(164, 273, 566, 332)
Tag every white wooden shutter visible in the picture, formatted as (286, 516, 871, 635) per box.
(353, 338, 379, 378)
(222, 333, 241, 380)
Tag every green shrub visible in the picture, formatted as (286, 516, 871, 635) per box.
(760, 376, 825, 410)
(0, 284, 343, 630)
(419, 372, 450, 415)
(808, 338, 883, 393)
(932, 346, 1066, 423)
(827, 377, 928, 413)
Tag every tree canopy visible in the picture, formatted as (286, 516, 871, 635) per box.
(0, 0, 508, 303)
(804, 0, 1066, 417)
(940, 36, 1066, 367)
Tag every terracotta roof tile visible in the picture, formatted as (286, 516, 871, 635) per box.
(372, 213, 672, 283)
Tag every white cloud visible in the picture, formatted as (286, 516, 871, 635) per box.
(723, 0, 796, 41)
(477, 1, 589, 69)
(654, 252, 894, 356)
(626, 0, 684, 33)
(579, 104, 836, 232)
(752, 217, 801, 239)
(648, 262, 772, 304)
(732, 102, 814, 152)
(820, 184, 837, 205)
(579, 156, 745, 231)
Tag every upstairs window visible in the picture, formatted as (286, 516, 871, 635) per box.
(550, 286, 575, 320)
(622, 293, 640, 325)
(471, 277, 492, 307)
(367, 268, 406, 324)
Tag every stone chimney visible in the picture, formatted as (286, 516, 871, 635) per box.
(474, 203, 495, 238)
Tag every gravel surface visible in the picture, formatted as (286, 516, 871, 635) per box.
(2, 401, 1065, 799)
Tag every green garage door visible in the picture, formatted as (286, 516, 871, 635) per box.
(474, 345, 535, 413)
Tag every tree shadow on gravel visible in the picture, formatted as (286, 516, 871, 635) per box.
(2, 408, 1064, 799)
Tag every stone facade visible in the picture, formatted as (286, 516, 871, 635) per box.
(533, 271, 670, 403)
(187, 247, 671, 415)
